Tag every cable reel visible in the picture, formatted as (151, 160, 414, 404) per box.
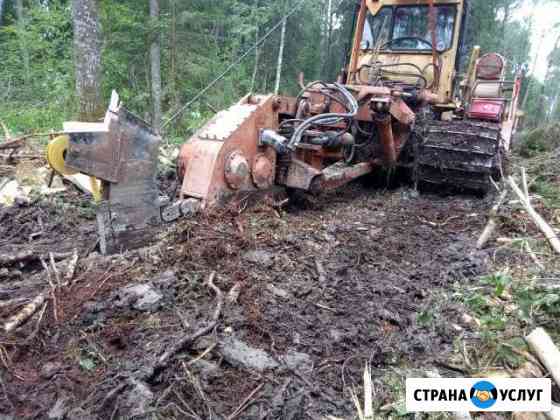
(46, 135, 102, 202)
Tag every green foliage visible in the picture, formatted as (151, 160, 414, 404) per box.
(520, 76, 546, 129)
(416, 310, 434, 327)
(457, 271, 560, 369)
(516, 284, 560, 322)
(78, 357, 96, 371)
(494, 338, 526, 368)
(531, 177, 560, 209)
(518, 123, 560, 157)
(467, 0, 531, 75)
(462, 272, 560, 336)
(481, 272, 512, 298)
(0, 1, 74, 133)
(0, 0, 545, 139)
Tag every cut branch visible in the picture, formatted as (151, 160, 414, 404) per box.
(148, 271, 223, 381)
(0, 121, 12, 141)
(508, 176, 560, 254)
(65, 249, 79, 282)
(2, 252, 77, 333)
(477, 190, 507, 249)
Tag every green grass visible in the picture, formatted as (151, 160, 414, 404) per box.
(0, 101, 73, 137)
(531, 177, 560, 209)
(517, 123, 560, 158)
(456, 271, 560, 370)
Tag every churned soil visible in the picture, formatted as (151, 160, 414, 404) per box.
(0, 180, 501, 419)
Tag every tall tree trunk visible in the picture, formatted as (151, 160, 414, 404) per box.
(520, 0, 541, 112)
(149, 0, 162, 132)
(250, 24, 260, 92)
(15, 0, 30, 82)
(319, 0, 328, 78)
(544, 36, 560, 122)
(521, 31, 545, 112)
(500, 3, 510, 52)
(72, 0, 103, 121)
(0, 0, 5, 26)
(274, 12, 287, 95)
(169, 0, 179, 109)
(326, 0, 333, 80)
(250, 0, 260, 92)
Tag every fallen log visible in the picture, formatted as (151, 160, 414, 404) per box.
(526, 328, 560, 388)
(0, 138, 25, 150)
(0, 153, 43, 160)
(477, 190, 507, 249)
(0, 250, 73, 267)
(0, 250, 35, 265)
(508, 176, 560, 255)
(3, 293, 46, 333)
(0, 131, 65, 150)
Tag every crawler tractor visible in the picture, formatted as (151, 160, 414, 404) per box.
(47, 0, 522, 253)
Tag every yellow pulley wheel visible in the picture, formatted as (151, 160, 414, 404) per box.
(89, 176, 102, 203)
(46, 135, 103, 203)
(46, 135, 78, 176)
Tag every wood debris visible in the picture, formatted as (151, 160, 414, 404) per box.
(508, 175, 560, 254)
(526, 328, 560, 388)
(477, 190, 507, 249)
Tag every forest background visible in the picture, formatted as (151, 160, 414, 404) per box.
(0, 0, 558, 141)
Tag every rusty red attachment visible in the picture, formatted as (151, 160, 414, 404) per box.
(252, 154, 274, 189)
(224, 151, 250, 190)
(178, 94, 279, 207)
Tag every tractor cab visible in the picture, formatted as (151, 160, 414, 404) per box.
(347, 0, 466, 106)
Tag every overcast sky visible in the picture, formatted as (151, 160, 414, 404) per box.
(514, 0, 560, 80)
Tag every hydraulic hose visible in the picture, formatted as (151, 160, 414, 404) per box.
(287, 83, 358, 151)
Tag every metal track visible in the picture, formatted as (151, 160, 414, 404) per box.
(413, 119, 503, 193)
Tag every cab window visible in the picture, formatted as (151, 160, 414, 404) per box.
(361, 7, 392, 50)
(361, 5, 457, 52)
(393, 6, 456, 51)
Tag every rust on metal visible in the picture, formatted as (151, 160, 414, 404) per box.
(284, 158, 322, 190)
(252, 154, 275, 189)
(224, 151, 250, 190)
(374, 113, 397, 167)
(179, 94, 278, 206)
(318, 162, 374, 191)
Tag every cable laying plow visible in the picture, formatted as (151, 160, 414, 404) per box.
(46, 0, 523, 254)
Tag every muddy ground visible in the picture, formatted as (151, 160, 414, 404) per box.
(0, 173, 546, 419)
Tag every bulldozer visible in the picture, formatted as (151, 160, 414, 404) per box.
(46, 0, 523, 254)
